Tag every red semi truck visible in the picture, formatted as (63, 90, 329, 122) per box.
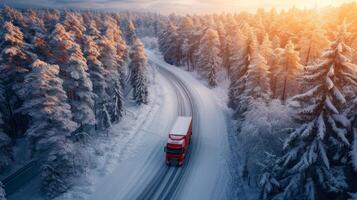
(164, 116, 193, 166)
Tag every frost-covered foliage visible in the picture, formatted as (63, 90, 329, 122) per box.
(265, 22, 357, 200)
(0, 181, 6, 200)
(50, 23, 96, 131)
(130, 39, 149, 105)
(298, 24, 329, 65)
(273, 41, 303, 102)
(98, 37, 124, 123)
(0, 21, 34, 139)
(0, 79, 11, 171)
(353, 128, 357, 171)
(125, 20, 137, 46)
(0, 7, 149, 198)
(83, 36, 110, 130)
(196, 28, 222, 87)
(18, 60, 78, 196)
(158, 21, 180, 65)
(237, 100, 295, 184)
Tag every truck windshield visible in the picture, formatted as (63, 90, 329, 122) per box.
(165, 147, 184, 154)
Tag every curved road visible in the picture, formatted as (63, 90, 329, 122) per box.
(133, 66, 198, 200)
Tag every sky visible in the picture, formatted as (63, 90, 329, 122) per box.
(2, 0, 355, 14)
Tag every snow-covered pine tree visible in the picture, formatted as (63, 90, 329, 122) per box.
(103, 16, 128, 88)
(228, 25, 259, 116)
(244, 51, 272, 103)
(0, 181, 5, 200)
(275, 41, 303, 102)
(177, 16, 194, 65)
(49, 23, 96, 134)
(83, 35, 111, 130)
(266, 22, 357, 200)
(353, 128, 357, 172)
(67, 44, 96, 129)
(260, 34, 274, 66)
(0, 21, 34, 138)
(86, 20, 101, 40)
(129, 39, 149, 105)
(63, 12, 86, 46)
(125, 19, 137, 46)
(17, 60, 78, 197)
(158, 21, 180, 65)
(216, 21, 228, 70)
(196, 28, 222, 87)
(298, 24, 329, 65)
(0, 90, 11, 171)
(272, 35, 281, 49)
(98, 37, 124, 123)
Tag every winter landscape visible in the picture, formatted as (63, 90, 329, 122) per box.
(0, 0, 357, 200)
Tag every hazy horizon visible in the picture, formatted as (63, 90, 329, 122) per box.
(2, 0, 355, 15)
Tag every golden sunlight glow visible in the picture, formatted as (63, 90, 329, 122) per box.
(184, 0, 355, 14)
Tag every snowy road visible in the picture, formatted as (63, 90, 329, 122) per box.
(84, 49, 231, 200)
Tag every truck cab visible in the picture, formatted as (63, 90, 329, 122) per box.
(164, 116, 192, 166)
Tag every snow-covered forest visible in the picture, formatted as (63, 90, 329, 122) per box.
(157, 3, 357, 200)
(1, 2, 357, 200)
(0, 6, 155, 198)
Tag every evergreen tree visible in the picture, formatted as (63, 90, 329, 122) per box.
(228, 25, 258, 116)
(177, 16, 194, 65)
(244, 51, 272, 103)
(83, 35, 110, 130)
(63, 12, 86, 46)
(275, 41, 303, 102)
(0, 181, 5, 200)
(260, 34, 274, 66)
(298, 25, 329, 65)
(265, 22, 357, 200)
(17, 60, 78, 197)
(126, 19, 137, 46)
(0, 107, 11, 171)
(98, 37, 124, 123)
(196, 28, 222, 87)
(0, 21, 34, 138)
(129, 39, 149, 105)
(49, 23, 96, 131)
(158, 21, 180, 65)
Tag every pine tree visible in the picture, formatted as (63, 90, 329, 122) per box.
(158, 21, 180, 65)
(260, 34, 274, 66)
(266, 22, 357, 200)
(227, 28, 249, 109)
(0, 181, 5, 200)
(228, 25, 259, 116)
(177, 16, 194, 65)
(50, 23, 96, 131)
(244, 51, 271, 103)
(0, 21, 34, 138)
(196, 28, 222, 87)
(0, 79, 10, 170)
(98, 37, 124, 123)
(129, 39, 149, 105)
(126, 19, 137, 46)
(272, 35, 281, 49)
(298, 25, 329, 65)
(83, 35, 110, 130)
(275, 41, 303, 102)
(103, 16, 128, 88)
(0, 107, 11, 171)
(17, 60, 78, 197)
